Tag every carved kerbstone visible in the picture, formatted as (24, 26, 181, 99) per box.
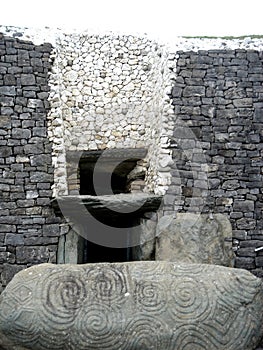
(156, 214, 234, 266)
(0, 262, 262, 350)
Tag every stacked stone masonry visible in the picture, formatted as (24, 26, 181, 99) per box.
(0, 26, 262, 295)
(0, 32, 62, 293)
(169, 49, 263, 276)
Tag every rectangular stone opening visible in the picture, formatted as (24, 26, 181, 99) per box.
(78, 149, 146, 195)
(66, 149, 147, 195)
(62, 149, 148, 264)
(82, 240, 134, 263)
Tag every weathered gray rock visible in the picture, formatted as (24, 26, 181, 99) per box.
(156, 213, 234, 266)
(0, 261, 263, 350)
(52, 193, 162, 223)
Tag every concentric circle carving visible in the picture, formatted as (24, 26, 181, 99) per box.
(86, 266, 128, 305)
(169, 276, 211, 322)
(134, 280, 167, 314)
(40, 269, 87, 325)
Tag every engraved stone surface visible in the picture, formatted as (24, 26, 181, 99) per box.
(156, 213, 234, 266)
(0, 261, 262, 350)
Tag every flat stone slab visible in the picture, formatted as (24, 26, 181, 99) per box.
(156, 213, 234, 266)
(52, 193, 162, 219)
(0, 262, 263, 350)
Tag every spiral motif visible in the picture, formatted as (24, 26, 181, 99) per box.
(87, 266, 128, 305)
(1, 263, 262, 350)
(169, 277, 211, 322)
(73, 303, 124, 349)
(40, 269, 87, 325)
(131, 261, 167, 279)
(172, 263, 206, 277)
(172, 325, 217, 350)
(134, 281, 167, 314)
(123, 315, 171, 350)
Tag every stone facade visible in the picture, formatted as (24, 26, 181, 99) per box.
(0, 25, 262, 295)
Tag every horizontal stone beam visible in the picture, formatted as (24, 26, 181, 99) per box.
(52, 193, 162, 219)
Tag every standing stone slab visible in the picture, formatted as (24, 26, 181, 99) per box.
(0, 261, 262, 350)
(156, 213, 234, 266)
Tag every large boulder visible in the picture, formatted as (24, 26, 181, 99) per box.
(0, 261, 262, 350)
(156, 213, 234, 266)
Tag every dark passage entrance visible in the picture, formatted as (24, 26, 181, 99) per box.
(77, 149, 147, 263)
(81, 213, 140, 264)
(82, 240, 133, 263)
(79, 150, 146, 195)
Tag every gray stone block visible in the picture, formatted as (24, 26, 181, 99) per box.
(237, 218, 257, 230)
(0, 225, 16, 233)
(32, 127, 46, 137)
(0, 97, 14, 109)
(43, 224, 60, 237)
(0, 262, 262, 350)
(183, 85, 205, 97)
(222, 179, 239, 190)
(237, 247, 256, 257)
(233, 98, 253, 107)
(20, 74, 36, 86)
(16, 246, 50, 264)
(5, 233, 24, 246)
(233, 200, 254, 212)
(156, 213, 234, 266)
(11, 128, 31, 139)
(4, 74, 16, 85)
(255, 256, 263, 267)
(173, 126, 196, 139)
(0, 252, 11, 264)
(0, 116, 11, 129)
(171, 86, 182, 97)
(29, 172, 53, 182)
(235, 257, 256, 269)
(0, 86, 16, 96)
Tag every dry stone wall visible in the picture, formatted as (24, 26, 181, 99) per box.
(0, 32, 62, 293)
(169, 47, 263, 276)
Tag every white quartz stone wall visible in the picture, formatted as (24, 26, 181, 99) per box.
(47, 32, 175, 196)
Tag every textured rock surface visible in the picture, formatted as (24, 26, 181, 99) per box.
(156, 213, 234, 266)
(0, 262, 263, 350)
